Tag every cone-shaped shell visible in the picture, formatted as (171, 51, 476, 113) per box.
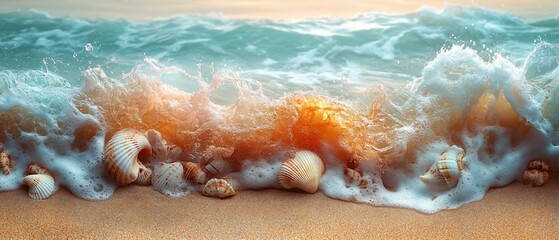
(203, 158, 232, 177)
(202, 178, 236, 198)
(104, 129, 152, 185)
(0, 151, 14, 175)
(420, 145, 465, 188)
(152, 162, 184, 194)
(145, 129, 168, 162)
(134, 164, 152, 186)
(182, 162, 207, 184)
(278, 150, 325, 193)
(522, 169, 549, 187)
(527, 160, 548, 171)
(23, 174, 57, 200)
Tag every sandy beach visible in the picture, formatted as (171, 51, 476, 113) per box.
(1, 177, 558, 239)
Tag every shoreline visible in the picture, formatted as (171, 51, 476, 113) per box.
(2, 179, 558, 238)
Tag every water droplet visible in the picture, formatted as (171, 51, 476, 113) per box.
(84, 43, 93, 52)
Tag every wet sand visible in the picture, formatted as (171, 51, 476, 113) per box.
(1, 179, 558, 239)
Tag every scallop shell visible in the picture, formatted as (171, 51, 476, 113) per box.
(203, 158, 232, 177)
(527, 160, 548, 171)
(134, 164, 152, 186)
(152, 162, 184, 194)
(27, 163, 50, 176)
(420, 145, 465, 188)
(23, 174, 57, 200)
(145, 129, 168, 162)
(103, 129, 152, 185)
(202, 178, 236, 198)
(182, 162, 207, 184)
(522, 169, 549, 187)
(278, 150, 325, 193)
(0, 150, 14, 175)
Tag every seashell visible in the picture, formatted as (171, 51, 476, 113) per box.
(522, 169, 549, 187)
(152, 162, 184, 194)
(202, 178, 236, 198)
(343, 168, 368, 189)
(103, 129, 152, 185)
(134, 164, 152, 186)
(145, 129, 168, 162)
(278, 150, 325, 193)
(0, 150, 14, 175)
(23, 174, 57, 200)
(166, 144, 182, 162)
(420, 145, 465, 188)
(527, 160, 548, 171)
(203, 158, 233, 177)
(182, 162, 207, 184)
(26, 163, 51, 176)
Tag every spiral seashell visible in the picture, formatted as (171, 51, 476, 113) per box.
(26, 163, 51, 176)
(23, 174, 57, 200)
(0, 150, 14, 175)
(203, 158, 233, 177)
(145, 129, 168, 162)
(522, 169, 549, 187)
(152, 162, 184, 194)
(202, 178, 236, 198)
(420, 145, 465, 188)
(182, 162, 207, 184)
(134, 165, 152, 186)
(103, 129, 152, 185)
(278, 150, 325, 193)
(527, 160, 548, 171)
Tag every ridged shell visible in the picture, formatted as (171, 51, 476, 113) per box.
(203, 158, 232, 177)
(134, 164, 152, 186)
(182, 162, 207, 184)
(420, 145, 465, 188)
(145, 129, 168, 162)
(152, 162, 184, 194)
(522, 169, 549, 187)
(0, 150, 14, 175)
(202, 178, 236, 198)
(103, 129, 152, 185)
(23, 174, 57, 200)
(278, 150, 325, 193)
(27, 163, 50, 176)
(527, 160, 548, 171)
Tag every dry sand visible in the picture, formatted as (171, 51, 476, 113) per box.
(1, 178, 558, 239)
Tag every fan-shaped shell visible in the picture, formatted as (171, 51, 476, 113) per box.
(202, 178, 236, 198)
(23, 174, 57, 200)
(203, 158, 232, 177)
(134, 164, 152, 186)
(278, 150, 325, 193)
(182, 162, 207, 184)
(0, 150, 14, 175)
(522, 169, 549, 187)
(527, 160, 548, 171)
(103, 129, 152, 185)
(152, 162, 184, 194)
(420, 145, 465, 188)
(145, 129, 168, 162)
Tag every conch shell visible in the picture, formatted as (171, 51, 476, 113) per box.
(103, 129, 152, 185)
(522, 160, 549, 187)
(23, 174, 57, 200)
(182, 162, 207, 184)
(152, 162, 184, 195)
(420, 145, 465, 188)
(202, 178, 237, 198)
(0, 150, 14, 175)
(278, 150, 325, 193)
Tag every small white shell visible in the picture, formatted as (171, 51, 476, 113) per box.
(103, 129, 152, 185)
(202, 178, 236, 198)
(152, 162, 184, 195)
(278, 150, 325, 193)
(23, 174, 57, 200)
(0, 150, 14, 175)
(182, 162, 207, 184)
(420, 145, 465, 188)
(134, 164, 152, 186)
(522, 169, 549, 187)
(203, 158, 232, 177)
(145, 129, 168, 162)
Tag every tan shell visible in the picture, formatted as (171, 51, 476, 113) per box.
(420, 145, 465, 188)
(278, 150, 325, 193)
(152, 162, 184, 194)
(202, 178, 236, 198)
(522, 169, 549, 187)
(182, 162, 207, 184)
(527, 160, 548, 171)
(134, 165, 152, 186)
(27, 163, 51, 176)
(23, 174, 57, 200)
(103, 129, 152, 185)
(0, 150, 14, 175)
(145, 129, 168, 162)
(203, 158, 232, 177)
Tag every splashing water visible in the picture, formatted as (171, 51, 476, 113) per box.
(1, 6, 558, 213)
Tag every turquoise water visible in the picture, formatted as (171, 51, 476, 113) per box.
(0, 6, 558, 213)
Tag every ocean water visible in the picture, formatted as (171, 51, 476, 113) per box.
(0, 6, 558, 213)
